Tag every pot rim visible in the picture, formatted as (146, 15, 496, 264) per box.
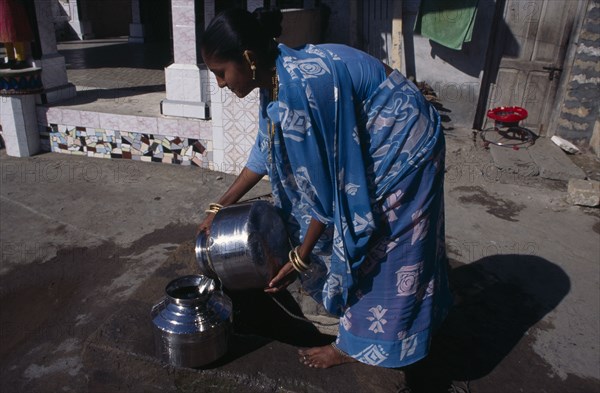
(165, 274, 216, 306)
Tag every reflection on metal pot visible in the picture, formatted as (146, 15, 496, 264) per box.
(151, 275, 232, 368)
(196, 201, 291, 290)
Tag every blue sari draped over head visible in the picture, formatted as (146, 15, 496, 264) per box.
(248, 43, 452, 368)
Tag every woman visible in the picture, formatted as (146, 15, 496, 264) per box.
(198, 8, 452, 369)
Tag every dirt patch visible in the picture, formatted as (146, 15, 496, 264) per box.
(453, 185, 526, 222)
(0, 223, 195, 392)
(0, 243, 123, 359)
(48, 224, 69, 236)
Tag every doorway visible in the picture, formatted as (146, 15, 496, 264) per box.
(477, 0, 581, 134)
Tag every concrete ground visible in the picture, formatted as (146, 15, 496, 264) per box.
(1, 38, 599, 393)
(1, 127, 599, 393)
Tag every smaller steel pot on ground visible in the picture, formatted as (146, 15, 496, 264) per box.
(151, 275, 232, 368)
(195, 200, 290, 290)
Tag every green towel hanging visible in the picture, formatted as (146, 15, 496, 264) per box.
(417, 0, 479, 50)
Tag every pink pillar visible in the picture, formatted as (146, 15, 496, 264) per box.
(161, 0, 210, 119)
(32, 0, 76, 103)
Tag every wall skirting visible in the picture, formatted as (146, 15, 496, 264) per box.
(41, 124, 211, 167)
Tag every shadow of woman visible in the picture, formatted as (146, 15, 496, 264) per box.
(201, 287, 335, 368)
(405, 254, 570, 392)
(227, 288, 334, 345)
(199, 288, 335, 369)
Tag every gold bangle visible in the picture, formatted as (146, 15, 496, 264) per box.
(293, 246, 310, 270)
(205, 203, 223, 215)
(289, 249, 302, 272)
(289, 249, 307, 273)
(289, 246, 309, 273)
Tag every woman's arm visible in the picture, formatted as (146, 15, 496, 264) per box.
(297, 217, 327, 261)
(265, 217, 327, 293)
(214, 166, 264, 206)
(196, 167, 264, 235)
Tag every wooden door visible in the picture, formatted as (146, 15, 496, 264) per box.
(357, 0, 394, 64)
(484, 0, 579, 133)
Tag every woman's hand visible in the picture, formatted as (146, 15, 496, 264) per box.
(265, 218, 327, 293)
(194, 167, 265, 236)
(196, 212, 216, 236)
(264, 261, 297, 293)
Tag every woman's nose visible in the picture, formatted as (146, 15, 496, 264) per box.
(216, 76, 226, 89)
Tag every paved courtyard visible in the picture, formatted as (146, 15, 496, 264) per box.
(53, 38, 170, 117)
(0, 39, 599, 392)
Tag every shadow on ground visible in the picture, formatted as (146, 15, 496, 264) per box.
(58, 41, 172, 70)
(405, 254, 579, 392)
(51, 84, 167, 107)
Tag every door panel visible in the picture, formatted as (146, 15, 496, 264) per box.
(484, 0, 578, 133)
(358, 0, 393, 64)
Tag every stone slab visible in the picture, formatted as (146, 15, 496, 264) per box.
(489, 144, 539, 177)
(528, 137, 587, 181)
(551, 135, 580, 154)
(567, 178, 600, 207)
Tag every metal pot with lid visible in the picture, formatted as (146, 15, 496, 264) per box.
(195, 200, 291, 290)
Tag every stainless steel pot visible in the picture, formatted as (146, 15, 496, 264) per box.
(195, 200, 290, 290)
(151, 275, 232, 368)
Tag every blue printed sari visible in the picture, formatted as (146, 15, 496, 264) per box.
(251, 44, 452, 368)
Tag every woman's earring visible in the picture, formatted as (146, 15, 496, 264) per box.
(244, 51, 256, 81)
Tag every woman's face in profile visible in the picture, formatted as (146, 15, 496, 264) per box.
(202, 52, 256, 98)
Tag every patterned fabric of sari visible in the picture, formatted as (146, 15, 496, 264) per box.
(246, 43, 452, 368)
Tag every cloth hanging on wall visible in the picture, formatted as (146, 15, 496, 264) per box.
(0, 0, 34, 43)
(416, 0, 479, 50)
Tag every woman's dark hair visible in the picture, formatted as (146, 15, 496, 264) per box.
(201, 8, 283, 67)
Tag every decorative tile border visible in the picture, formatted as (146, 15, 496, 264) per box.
(36, 107, 213, 141)
(40, 124, 211, 167)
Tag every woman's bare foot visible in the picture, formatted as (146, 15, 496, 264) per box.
(298, 344, 357, 368)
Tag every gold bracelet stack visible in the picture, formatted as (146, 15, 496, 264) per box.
(289, 246, 310, 273)
(205, 203, 223, 215)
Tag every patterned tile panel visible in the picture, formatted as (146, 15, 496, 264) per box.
(221, 90, 260, 174)
(41, 124, 209, 167)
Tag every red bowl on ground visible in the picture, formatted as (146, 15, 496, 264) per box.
(487, 106, 528, 123)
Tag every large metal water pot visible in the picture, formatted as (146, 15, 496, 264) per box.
(151, 275, 232, 368)
(195, 200, 291, 290)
